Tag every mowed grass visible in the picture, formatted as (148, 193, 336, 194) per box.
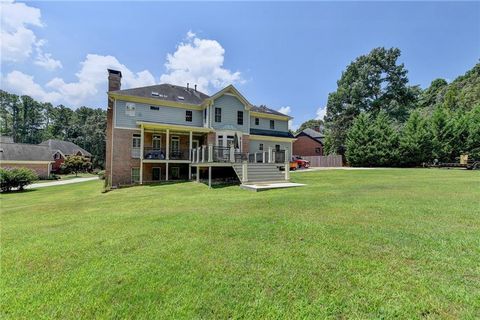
(1, 169, 479, 319)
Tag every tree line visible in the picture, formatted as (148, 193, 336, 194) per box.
(0, 91, 106, 168)
(295, 47, 479, 166)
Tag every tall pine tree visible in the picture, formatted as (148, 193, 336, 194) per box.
(399, 111, 432, 166)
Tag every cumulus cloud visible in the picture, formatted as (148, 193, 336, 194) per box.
(277, 106, 291, 115)
(160, 31, 243, 93)
(316, 106, 327, 120)
(2, 54, 156, 106)
(2, 70, 62, 102)
(1, 0, 61, 70)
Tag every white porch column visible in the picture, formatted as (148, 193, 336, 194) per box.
(284, 149, 290, 181)
(268, 147, 273, 163)
(254, 152, 257, 163)
(166, 129, 170, 160)
(140, 125, 144, 184)
(166, 162, 169, 181)
(189, 131, 193, 161)
(196, 167, 200, 182)
(208, 166, 212, 188)
(188, 165, 192, 180)
(229, 145, 235, 162)
(202, 146, 206, 162)
(263, 151, 266, 163)
(242, 161, 248, 183)
(208, 144, 213, 162)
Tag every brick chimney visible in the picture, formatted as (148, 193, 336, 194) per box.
(105, 69, 122, 186)
(107, 69, 122, 92)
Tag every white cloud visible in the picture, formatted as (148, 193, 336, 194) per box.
(1, 70, 62, 102)
(316, 106, 327, 120)
(277, 106, 291, 115)
(160, 32, 243, 93)
(2, 54, 156, 106)
(277, 106, 297, 131)
(1, 0, 61, 71)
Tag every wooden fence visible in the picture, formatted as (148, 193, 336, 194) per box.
(302, 155, 343, 167)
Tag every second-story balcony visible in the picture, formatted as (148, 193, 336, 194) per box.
(143, 147, 190, 161)
(191, 145, 287, 164)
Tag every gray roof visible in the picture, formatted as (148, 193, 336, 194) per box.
(250, 128, 294, 138)
(251, 105, 291, 118)
(296, 128, 324, 139)
(111, 84, 209, 105)
(40, 139, 91, 157)
(0, 143, 54, 162)
(111, 83, 291, 118)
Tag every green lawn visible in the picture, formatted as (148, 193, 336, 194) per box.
(1, 169, 479, 319)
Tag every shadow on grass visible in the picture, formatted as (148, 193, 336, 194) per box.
(1, 188, 38, 195)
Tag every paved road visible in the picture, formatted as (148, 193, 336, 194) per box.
(27, 177, 99, 189)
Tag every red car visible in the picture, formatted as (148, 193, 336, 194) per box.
(292, 156, 310, 169)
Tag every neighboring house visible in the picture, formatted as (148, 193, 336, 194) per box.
(105, 69, 295, 187)
(0, 139, 54, 178)
(40, 139, 92, 172)
(293, 128, 325, 156)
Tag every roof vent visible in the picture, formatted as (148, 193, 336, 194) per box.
(177, 96, 185, 100)
(151, 92, 159, 97)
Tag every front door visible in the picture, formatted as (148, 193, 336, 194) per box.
(152, 167, 161, 181)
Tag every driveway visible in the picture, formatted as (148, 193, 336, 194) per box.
(27, 177, 99, 189)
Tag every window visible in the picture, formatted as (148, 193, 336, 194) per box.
(152, 167, 161, 181)
(131, 168, 140, 184)
(132, 134, 141, 158)
(315, 147, 322, 154)
(275, 144, 280, 151)
(270, 120, 275, 129)
(215, 108, 221, 122)
(150, 106, 159, 111)
(186, 110, 192, 122)
(132, 134, 141, 148)
(255, 118, 259, 125)
(125, 102, 135, 116)
(171, 136, 180, 153)
(259, 143, 263, 151)
(237, 111, 244, 125)
(152, 135, 161, 150)
(171, 167, 180, 179)
(217, 135, 223, 147)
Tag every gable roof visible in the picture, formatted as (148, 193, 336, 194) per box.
(295, 128, 325, 144)
(40, 139, 92, 157)
(0, 143, 54, 162)
(207, 84, 252, 108)
(110, 84, 209, 106)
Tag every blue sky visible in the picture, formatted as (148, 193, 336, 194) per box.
(1, 1, 479, 129)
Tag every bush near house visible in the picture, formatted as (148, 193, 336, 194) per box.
(0, 167, 38, 192)
(61, 155, 92, 176)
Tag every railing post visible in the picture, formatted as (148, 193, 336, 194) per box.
(208, 144, 213, 162)
(263, 151, 266, 163)
(197, 147, 201, 163)
(254, 152, 257, 163)
(268, 147, 273, 163)
(166, 129, 170, 160)
(242, 161, 248, 183)
(202, 146, 206, 163)
(229, 145, 235, 163)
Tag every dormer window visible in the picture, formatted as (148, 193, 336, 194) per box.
(215, 108, 221, 122)
(237, 111, 243, 125)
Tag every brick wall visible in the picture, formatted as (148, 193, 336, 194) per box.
(110, 128, 141, 186)
(293, 135, 323, 156)
(1, 163, 50, 178)
(242, 134, 250, 153)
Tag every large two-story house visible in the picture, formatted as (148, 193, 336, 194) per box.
(105, 69, 295, 187)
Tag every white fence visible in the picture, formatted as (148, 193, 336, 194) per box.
(302, 155, 343, 167)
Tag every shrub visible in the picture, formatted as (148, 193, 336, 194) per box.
(0, 167, 38, 192)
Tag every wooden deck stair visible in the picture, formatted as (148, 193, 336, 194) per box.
(231, 163, 287, 184)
